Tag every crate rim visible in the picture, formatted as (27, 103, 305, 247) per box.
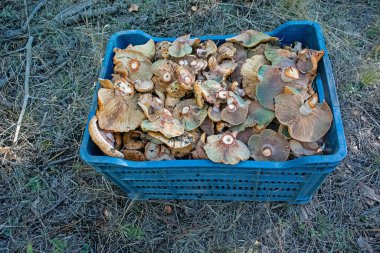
(79, 20, 347, 169)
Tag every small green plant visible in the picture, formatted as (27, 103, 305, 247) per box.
(26, 176, 42, 192)
(120, 224, 145, 240)
(26, 243, 34, 253)
(51, 239, 67, 253)
(360, 68, 379, 87)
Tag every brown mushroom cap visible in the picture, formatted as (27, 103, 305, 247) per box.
(144, 142, 174, 161)
(141, 109, 184, 138)
(289, 139, 325, 157)
(241, 55, 269, 98)
(196, 40, 217, 58)
(236, 127, 261, 144)
(113, 49, 153, 81)
(137, 93, 164, 121)
(176, 65, 196, 90)
(275, 93, 333, 142)
(127, 39, 155, 60)
(247, 44, 266, 58)
(97, 88, 114, 113)
(226, 30, 278, 48)
(168, 34, 200, 58)
(173, 99, 208, 131)
(166, 80, 188, 98)
(97, 93, 145, 132)
(264, 44, 297, 68)
(134, 79, 154, 92)
(155, 41, 171, 59)
(191, 132, 208, 159)
(221, 92, 249, 126)
(204, 131, 250, 165)
(231, 100, 275, 131)
(88, 116, 124, 158)
(122, 149, 146, 161)
(196, 80, 226, 104)
(148, 131, 197, 149)
(200, 116, 215, 136)
(208, 105, 222, 122)
(247, 129, 290, 161)
(123, 131, 146, 150)
(114, 133, 123, 150)
(296, 48, 324, 75)
(215, 42, 236, 62)
(151, 59, 177, 83)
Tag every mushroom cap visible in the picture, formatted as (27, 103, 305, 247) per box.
(247, 129, 290, 161)
(289, 139, 324, 157)
(176, 65, 196, 90)
(232, 44, 248, 63)
(216, 121, 231, 133)
(164, 96, 180, 112)
(127, 39, 155, 60)
(231, 100, 275, 131)
(144, 142, 174, 161)
(264, 44, 297, 68)
(141, 109, 185, 138)
(221, 93, 249, 126)
(278, 124, 291, 139)
(296, 49, 324, 74)
(88, 116, 124, 158)
(134, 79, 154, 92)
(165, 80, 188, 98)
(191, 132, 208, 159)
(122, 149, 146, 161)
(111, 75, 136, 95)
(193, 80, 205, 108)
(173, 99, 208, 131)
(241, 55, 269, 98)
(196, 40, 217, 58)
(148, 131, 197, 149)
(226, 30, 278, 48)
(256, 65, 288, 110)
(123, 131, 146, 150)
(155, 41, 171, 59)
(275, 93, 333, 142)
(236, 127, 261, 144)
(97, 93, 145, 132)
(208, 105, 222, 122)
(97, 88, 114, 113)
(216, 42, 236, 61)
(98, 78, 114, 89)
(189, 58, 208, 74)
(114, 132, 123, 150)
(247, 44, 266, 58)
(151, 59, 177, 82)
(197, 80, 225, 104)
(204, 132, 250, 165)
(168, 34, 200, 58)
(200, 116, 215, 136)
(113, 49, 153, 81)
(137, 93, 164, 121)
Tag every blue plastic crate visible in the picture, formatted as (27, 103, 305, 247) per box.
(79, 21, 347, 204)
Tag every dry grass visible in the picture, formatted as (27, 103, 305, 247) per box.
(0, 0, 379, 252)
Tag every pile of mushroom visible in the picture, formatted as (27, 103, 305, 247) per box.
(89, 29, 333, 165)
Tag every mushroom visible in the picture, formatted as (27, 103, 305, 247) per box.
(191, 132, 208, 159)
(97, 88, 114, 113)
(232, 44, 248, 63)
(144, 142, 174, 161)
(247, 129, 290, 161)
(278, 124, 291, 139)
(241, 55, 269, 98)
(215, 42, 236, 62)
(168, 34, 200, 58)
(126, 39, 155, 60)
(147, 131, 197, 149)
(155, 41, 171, 59)
(275, 93, 333, 142)
(173, 99, 208, 131)
(264, 44, 297, 68)
(189, 58, 208, 74)
(280, 66, 309, 88)
(199, 116, 214, 136)
(88, 116, 124, 158)
(194, 80, 227, 105)
(137, 93, 164, 121)
(289, 139, 325, 157)
(114, 132, 123, 150)
(123, 131, 146, 150)
(134, 79, 154, 92)
(231, 100, 275, 131)
(113, 49, 153, 81)
(141, 109, 184, 138)
(203, 59, 237, 82)
(226, 30, 278, 48)
(221, 92, 249, 126)
(247, 43, 266, 58)
(207, 104, 222, 122)
(99, 75, 135, 95)
(176, 65, 196, 90)
(204, 131, 250, 165)
(216, 121, 231, 133)
(196, 40, 217, 58)
(97, 92, 146, 132)
(164, 96, 181, 113)
(236, 127, 261, 143)
(166, 80, 188, 98)
(296, 48, 324, 75)
(122, 149, 146, 161)
(151, 59, 177, 83)
(256, 65, 292, 110)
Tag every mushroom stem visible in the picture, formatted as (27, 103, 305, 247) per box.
(227, 104, 237, 112)
(308, 93, 318, 108)
(181, 106, 190, 115)
(222, 134, 235, 145)
(262, 147, 272, 157)
(217, 90, 228, 99)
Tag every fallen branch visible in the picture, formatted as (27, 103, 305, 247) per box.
(61, 6, 118, 26)
(46, 155, 78, 166)
(22, 0, 47, 32)
(13, 36, 34, 144)
(54, 0, 100, 21)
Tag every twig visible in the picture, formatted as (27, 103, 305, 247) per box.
(13, 36, 34, 144)
(54, 0, 100, 21)
(46, 155, 78, 166)
(39, 60, 69, 80)
(22, 0, 47, 32)
(61, 6, 118, 26)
